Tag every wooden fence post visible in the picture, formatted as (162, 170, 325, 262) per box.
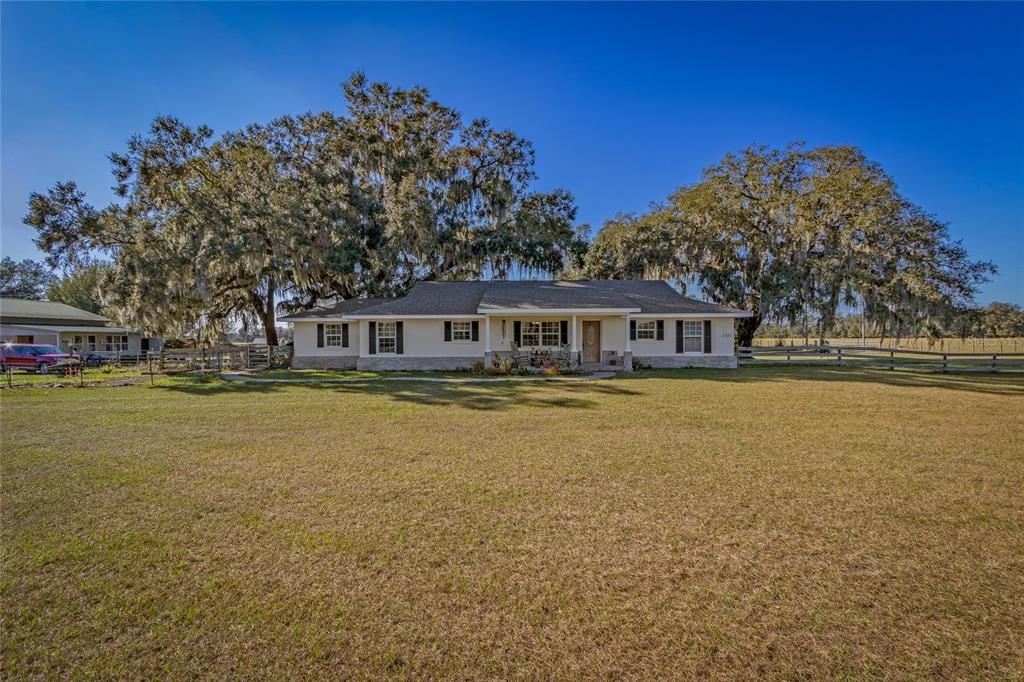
(942, 354, 948, 373)
(993, 354, 997, 371)
(889, 350, 895, 370)
(837, 348, 843, 366)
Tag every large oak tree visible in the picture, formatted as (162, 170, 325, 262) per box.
(582, 144, 995, 346)
(24, 74, 584, 345)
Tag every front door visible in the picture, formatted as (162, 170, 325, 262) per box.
(582, 321, 601, 363)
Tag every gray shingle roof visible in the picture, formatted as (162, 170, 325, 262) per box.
(278, 298, 398, 320)
(358, 282, 492, 316)
(333, 281, 746, 316)
(0, 297, 110, 325)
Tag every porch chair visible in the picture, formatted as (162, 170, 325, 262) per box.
(510, 343, 530, 368)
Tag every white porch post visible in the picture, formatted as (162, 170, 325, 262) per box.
(624, 313, 634, 371)
(483, 315, 493, 366)
(571, 314, 578, 367)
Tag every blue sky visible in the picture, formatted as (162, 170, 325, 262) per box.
(2, 2, 1022, 303)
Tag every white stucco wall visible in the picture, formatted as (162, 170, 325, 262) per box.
(359, 318, 484, 358)
(333, 314, 738, 363)
(626, 317, 735, 356)
(293, 321, 360, 358)
(483, 315, 734, 356)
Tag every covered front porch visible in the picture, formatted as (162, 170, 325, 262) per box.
(480, 311, 639, 371)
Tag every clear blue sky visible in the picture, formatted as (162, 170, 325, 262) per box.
(2, 2, 1022, 303)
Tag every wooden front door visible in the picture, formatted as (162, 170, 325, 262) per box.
(582, 321, 601, 363)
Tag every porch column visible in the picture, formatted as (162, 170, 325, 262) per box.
(484, 315, 493, 366)
(571, 314, 578, 367)
(624, 313, 634, 371)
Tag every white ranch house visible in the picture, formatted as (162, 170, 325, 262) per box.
(281, 280, 750, 371)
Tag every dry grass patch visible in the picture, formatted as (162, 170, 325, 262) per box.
(2, 367, 1023, 678)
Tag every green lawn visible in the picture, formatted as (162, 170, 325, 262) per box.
(0, 365, 149, 388)
(2, 367, 1022, 678)
(244, 368, 472, 380)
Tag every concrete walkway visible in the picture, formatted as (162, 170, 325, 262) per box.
(222, 371, 615, 385)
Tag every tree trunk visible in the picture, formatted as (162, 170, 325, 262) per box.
(736, 314, 761, 348)
(254, 277, 278, 347)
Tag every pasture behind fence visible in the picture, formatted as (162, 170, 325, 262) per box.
(738, 344, 1024, 372)
(750, 336, 1024, 353)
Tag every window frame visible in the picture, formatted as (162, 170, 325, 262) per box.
(635, 320, 657, 341)
(102, 335, 129, 352)
(682, 320, 703, 353)
(324, 323, 344, 347)
(520, 320, 561, 348)
(377, 321, 397, 354)
(451, 321, 472, 342)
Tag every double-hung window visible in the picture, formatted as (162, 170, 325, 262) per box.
(451, 321, 472, 341)
(521, 321, 560, 347)
(103, 335, 129, 352)
(636, 320, 656, 340)
(377, 321, 397, 354)
(324, 323, 343, 347)
(683, 321, 703, 353)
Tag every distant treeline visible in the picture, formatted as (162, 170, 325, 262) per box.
(754, 302, 1024, 341)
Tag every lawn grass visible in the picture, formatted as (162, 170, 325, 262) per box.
(2, 366, 1022, 678)
(0, 365, 149, 388)
(247, 368, 472, 381)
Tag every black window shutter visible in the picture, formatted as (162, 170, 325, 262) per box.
(471, 321, 479, 342)
(316, 323, 324, 348)
(513, 321, 522, 346)
(656, 320, 665, 341)
(368, 322, 377, 354)
(560, 320, 568, 345)
(444, 321, 452, 342)
(396, 321, 404, 354)
(342, 323, 349, 348)
(629, 320, 637, 341)
(676, 321, 684, 353)
(703, 320, 712, 353)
